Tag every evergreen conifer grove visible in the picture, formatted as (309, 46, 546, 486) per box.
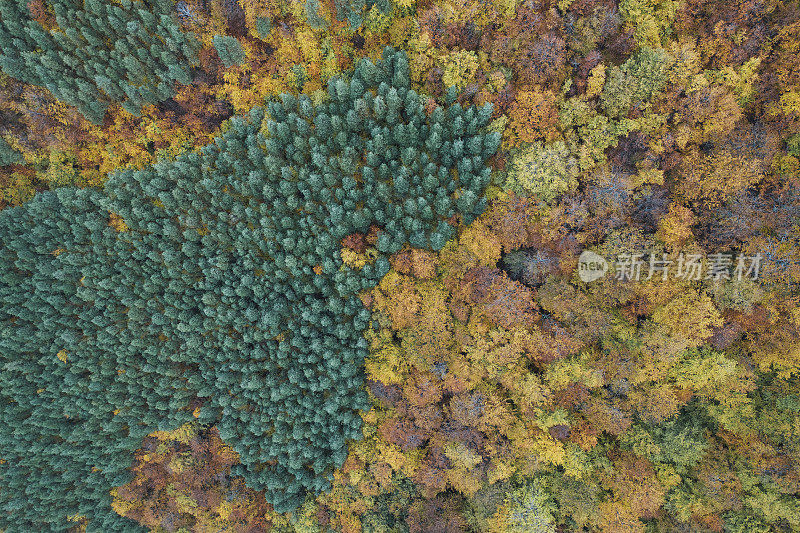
(0, 47, 500, 530)
(0, 0, 201, 123)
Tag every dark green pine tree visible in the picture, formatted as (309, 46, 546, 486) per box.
(212, 35, 246, 69)
(0, 137, 23, 166)
(255, 16, 272, 38)
(0, 48, 500, 528)
(332, 0, 391, 28)
(304, 0, 327, 29)
(0, 0, 201, 124)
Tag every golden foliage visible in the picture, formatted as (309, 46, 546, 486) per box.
(505, 89, 560, 146)
(656, 202, 695, 249)
(108, 212, 129, 233)
(650, 289, 723, 346)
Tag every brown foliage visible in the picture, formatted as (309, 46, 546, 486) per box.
(412, 447, 450, 495)
(677, 85, 743, 146)
(481, 193, 542, 251)
(581, 395, 633, 436)
(491, 30, 568, 90)
(505, 89, 560, 145)
(27, 0, 56, 30)
(114, 426, 273, 532)
(602, 452, 665, 519)
(452, 265, 538, 328)
(392, 248, 438, 278)
(675, 0, 774, 70)
(408, 495, 467, 533)
(403, 371, 445, 408)
(342, 231, 368, 253)
(379, 416, 430, 452)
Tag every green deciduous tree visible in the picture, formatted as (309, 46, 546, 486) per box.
(506, 140, 579, 203)
(601, 47, 671, 118)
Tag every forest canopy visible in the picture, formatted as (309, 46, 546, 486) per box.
(0, 47, 498, 528)
(0, 0, 799, 531)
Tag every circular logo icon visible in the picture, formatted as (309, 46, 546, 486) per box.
(577, 250, 608, 283)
